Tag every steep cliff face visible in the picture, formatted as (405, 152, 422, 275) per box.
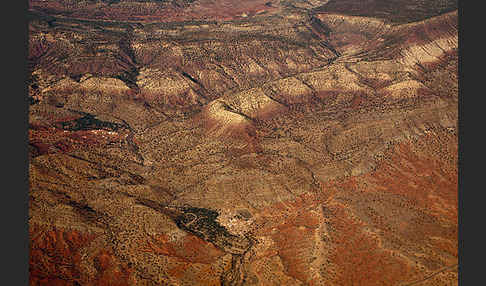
(28, 1, 458, 285)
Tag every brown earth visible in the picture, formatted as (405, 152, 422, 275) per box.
(28, 0, 458, 285)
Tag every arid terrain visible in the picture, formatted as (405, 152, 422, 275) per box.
(28, 0, 458, 285)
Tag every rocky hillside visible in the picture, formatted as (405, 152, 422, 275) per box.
(28, 0, 458, 285)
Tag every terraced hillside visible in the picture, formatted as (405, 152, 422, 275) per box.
(28, 0, 458, 285)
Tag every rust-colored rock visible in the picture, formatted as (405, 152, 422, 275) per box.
(28, 0, 458, 285)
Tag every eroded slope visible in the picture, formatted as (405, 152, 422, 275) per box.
(28, 1, 458, 285)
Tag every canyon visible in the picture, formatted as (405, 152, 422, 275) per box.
(28, 0, 458, 285)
